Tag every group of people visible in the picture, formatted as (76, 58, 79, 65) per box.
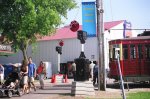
(20, 57, 37, 94)
(71, 60, 98, 86)
(0, 57, 47, 94)
(20, 57, 47, 93)
(0, 57, 100, 92)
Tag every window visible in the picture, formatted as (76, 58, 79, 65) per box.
(123, 45, 128, 59)
(112, 44, 120, 60)
(109, 48, 112, 61)
(138, 44, 143, 59)
(130, 44, 136, 59)
(145, 45, 150, 59)
(113, 48, 116, 59)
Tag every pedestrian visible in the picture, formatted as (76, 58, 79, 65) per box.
(72, 62, 76, 81)
(20, 60, 29, 94)
(0, 64, 4, 85)
(37, 61, 46, 89)
(28, 57, 36, 91)
(93, 61, 98, 85)
(89, 61, 95, 80)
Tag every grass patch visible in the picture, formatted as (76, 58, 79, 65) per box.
(127, 92, 150, 99)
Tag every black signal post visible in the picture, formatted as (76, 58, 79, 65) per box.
(56, 40, 64, 73)
(77, 30, 87, 58)
(75, 30, 90, 81)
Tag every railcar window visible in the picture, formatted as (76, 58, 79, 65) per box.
(109, 49, 112, 61)
(113, 48, 116, 59)
(123, 45, 128, 59)
(130, 44, 136, 59)
(145, 45, 150, 59)
(111, 44, 120, 60)
(138, 45, 143, 59)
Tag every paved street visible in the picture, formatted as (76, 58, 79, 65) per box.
(1, 78, 150, 99)
(0, 78, 123, 99)
(0, 79, 75, 99)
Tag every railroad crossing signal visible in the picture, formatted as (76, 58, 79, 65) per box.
(56, 46, 62, 55)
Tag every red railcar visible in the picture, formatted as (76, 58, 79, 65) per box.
(109, 36, 150, 82)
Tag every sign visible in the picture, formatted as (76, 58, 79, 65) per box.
(0, 44, 13, 55)
(82, 2, 96, 37)
(0, 44, 12, 51)
(123, 20, 132, 38)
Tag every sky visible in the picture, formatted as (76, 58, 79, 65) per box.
(62, 0, 150, 34)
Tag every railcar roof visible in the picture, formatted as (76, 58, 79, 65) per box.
(111, 36, 150, 41)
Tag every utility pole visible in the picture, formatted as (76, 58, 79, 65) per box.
(96, 0, 106, 91)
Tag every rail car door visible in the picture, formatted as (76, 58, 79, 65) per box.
(137, 44, 144, 75)
(123, 44, 140, 76)
(122, 44, 129, 76)
(130, 44, 140, 75)
(137, 44, 145, 75)
(143, 44, 150, 75)
(109, 44, 120, 79)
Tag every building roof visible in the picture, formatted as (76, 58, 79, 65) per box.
(104, 20, 124, 30)
(38, 25, 82, 41)
(39, 20, 124, 41)
(0, 20, 124, 42)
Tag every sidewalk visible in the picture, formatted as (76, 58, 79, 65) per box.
(34, 78, 122, 99)
(1, 78, 149, 99)
(0, 78, 122, 99)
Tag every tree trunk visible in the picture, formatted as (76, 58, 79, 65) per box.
(22, 48, 28, 61)
(20, 40, 29, 61)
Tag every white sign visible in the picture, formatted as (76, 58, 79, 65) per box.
(0, 44, 12, 51)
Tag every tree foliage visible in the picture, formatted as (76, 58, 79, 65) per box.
(0, 0, 76, 60)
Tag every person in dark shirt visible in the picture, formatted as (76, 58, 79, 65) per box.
(20, 60, 28, 93)
(93, 61, 98, 85)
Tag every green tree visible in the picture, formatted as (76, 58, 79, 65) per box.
(0, 0, 76, 61)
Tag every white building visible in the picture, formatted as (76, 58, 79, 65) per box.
(0, 20, 138, 74)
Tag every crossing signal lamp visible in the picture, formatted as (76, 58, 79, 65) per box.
(56, 46, 62, 55)
(77, 30, 87, 44)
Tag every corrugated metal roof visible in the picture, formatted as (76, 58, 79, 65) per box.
(39, 20, 124, 41)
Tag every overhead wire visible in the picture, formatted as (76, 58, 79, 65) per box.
(109, 0, 114, 21)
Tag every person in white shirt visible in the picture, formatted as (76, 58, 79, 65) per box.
(89, 61, 95, 80)
(0, 64, 4, 85)
(72, 62, 76, 81)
